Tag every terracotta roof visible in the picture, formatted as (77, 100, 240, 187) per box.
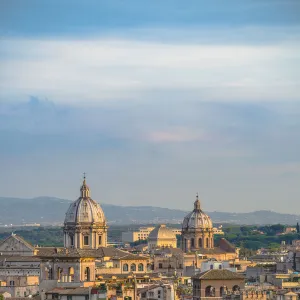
(46, 288, 89, 295)
(138, 284, 165, 294)
(193, 269, 245, 280)
(114, 254, 148, 261)
(195, 247, 229, 255)
(36, 246, 140, 259)
(0, 256, 40, 262)
(37, 247, 146, 259)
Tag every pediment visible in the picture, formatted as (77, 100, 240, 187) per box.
(0, 234, 34, 254)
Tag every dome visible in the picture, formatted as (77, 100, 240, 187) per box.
(64, 177, 106, 225)
(148, 224, 176, 241)
(182, 195, 213, 230)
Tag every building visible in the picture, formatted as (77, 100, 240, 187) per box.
(0, 234, 35, 256)
(284, 227, 297, 234)
(148, 225, 177, 250)
(0, 244, 40, 298)
(63, 175, 108, 248)
(122, 226, 181, 243)
(182, 194, 214, 252)
(138, 283, 175, 300)
(181, 195, 238, 262)
(192, 269, 244, 300)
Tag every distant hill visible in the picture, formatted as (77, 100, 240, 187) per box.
(0, 196, 299, 226)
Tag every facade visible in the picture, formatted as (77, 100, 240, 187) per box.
(181, 195, 214, 252)
(63, 176, 108, 249)
(192, 269, 244, 300)
(138, 283, 175, 300)
(122, 226, 181, 243)
(0, 234, 35, 256)
(148, 225, 177, 250)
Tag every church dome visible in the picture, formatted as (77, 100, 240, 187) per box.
(64, 177, 106, 225)
(182, 195, 213, 230)
(148, 224, 176, 241)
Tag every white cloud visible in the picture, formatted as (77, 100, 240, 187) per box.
(1, 33, 299, 104)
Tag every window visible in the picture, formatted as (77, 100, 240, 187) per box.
(123, 264, 129, 272)
(206, 238, 209, 248)
(159, 263, 163, 269)
(191, 238, 194, 247)
(84, 235, 89, 246)
(84, 267, 90, 281)
(219, 265, 222, 269)
(198, 238, 202, 247)
(99, 235, 102, 245)
(138, 263, 144, 272)
(10, 280, 15, 286)
(68, 267, 75, 282)
(67, 296, 72, 300)
(130, 263, 136, 272)
(70, 235, 74, 246)
(158, 290, 161, 298)
(210, 265, 213, 270)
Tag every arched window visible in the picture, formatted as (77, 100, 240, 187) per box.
(57, 267, 62, 280)
(205, 286, 215, 297)
(68, 267, 75, 282)
(98, 235, 102, 246)
(191, 238, 194, 247)
(130, 263, 136, 272)
(220, 286, 227, 296)
(138, 263, 144, 272)
(232, 285, 240, 293)
(123, 264, 129, 272)
(198, 238, 202, 248)
(206, 238, 209, 248)
(84, 267, 90, 281)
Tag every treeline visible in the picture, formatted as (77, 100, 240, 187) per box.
(218, 224, 300, 250)
(1, 224, 299, 251)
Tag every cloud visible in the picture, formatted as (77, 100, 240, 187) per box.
(147, 128, 207, 143)
(1, 27, 299, 104)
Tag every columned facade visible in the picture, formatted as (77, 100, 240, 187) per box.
(181, 195, 214, 252)
(63, 176, 108, 249)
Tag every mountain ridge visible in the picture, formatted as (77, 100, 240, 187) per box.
(0, 196, 299, 225)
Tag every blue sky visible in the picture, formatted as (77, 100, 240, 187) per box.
(0, 1, 300, 213)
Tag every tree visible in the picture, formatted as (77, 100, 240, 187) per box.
(0, 294, 4, 300)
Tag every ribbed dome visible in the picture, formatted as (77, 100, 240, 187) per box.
(182, 195, 213, 230)
(148, 224, 176, 240)
(64, 178, 106, 225)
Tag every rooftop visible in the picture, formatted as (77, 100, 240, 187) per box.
(193, 269, 245, 280)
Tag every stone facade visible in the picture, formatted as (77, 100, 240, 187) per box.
(0, 234, 35, 256)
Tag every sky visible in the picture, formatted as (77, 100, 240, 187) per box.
(0, 0, 300, 213)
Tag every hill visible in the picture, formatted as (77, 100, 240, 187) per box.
(0, 197, 299, 225)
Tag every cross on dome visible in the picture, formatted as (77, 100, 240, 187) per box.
(194, 192, 201, 211)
